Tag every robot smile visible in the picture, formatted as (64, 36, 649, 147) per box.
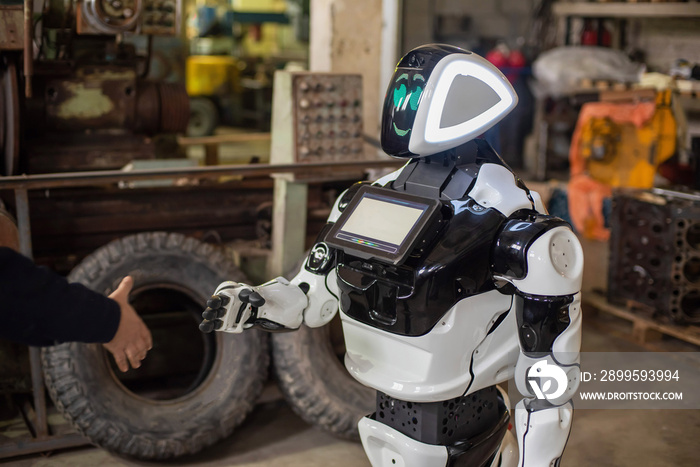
(393, 123, 411, 137)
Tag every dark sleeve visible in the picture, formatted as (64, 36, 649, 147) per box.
(0, 247, 121, 346)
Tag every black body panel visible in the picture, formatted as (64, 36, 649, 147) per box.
(371, 387, 509, 467)
(492, 215, 570, 280)
(515, 293, 575, 357)
(335, 196, 505, 336)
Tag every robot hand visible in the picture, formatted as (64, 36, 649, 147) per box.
(199, 277, 308, 334)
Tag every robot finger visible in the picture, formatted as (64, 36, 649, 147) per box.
(247, 291, 265, 307)
(199, 318, 224, 333)
(202, 308, 217, 321)
(238, 288, 253, 303)
(199, 319, 215, 333)
(206, 294, 230, 309)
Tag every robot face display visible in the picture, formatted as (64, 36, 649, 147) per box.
(381, 45, 518, 158)
(381, 69, 427, 156)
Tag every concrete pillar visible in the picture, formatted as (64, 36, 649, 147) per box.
(310, 0, 399, 137)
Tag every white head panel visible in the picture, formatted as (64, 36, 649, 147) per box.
(409, 53, 518, 157)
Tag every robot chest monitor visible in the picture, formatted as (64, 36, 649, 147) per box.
(325, 185, 443, 266)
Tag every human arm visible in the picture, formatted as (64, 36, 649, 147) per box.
(0, 248, 151, 371)
(0, 247, 120, 346)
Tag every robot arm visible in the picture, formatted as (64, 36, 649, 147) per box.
(198, 184, 358, 335)
(493, 216, 584, 467)
(198, 240, 341, 334)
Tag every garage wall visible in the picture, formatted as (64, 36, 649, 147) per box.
(402, 0, 537, 53)
(310, 0, 393, 137)
(628, 18, 700, 73)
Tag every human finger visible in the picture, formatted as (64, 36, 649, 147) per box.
(110, 276, 134, 302)
(142, 322, 153, 350)
(112, 350, 129, 373)
(125, 347, 142, 370)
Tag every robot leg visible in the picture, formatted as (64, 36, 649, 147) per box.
(514, 400, 573, 467)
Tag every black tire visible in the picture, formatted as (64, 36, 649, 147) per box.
(42, 232, 268, 460)
(187, 97, 218, 137)
(271, 318, 375, 440)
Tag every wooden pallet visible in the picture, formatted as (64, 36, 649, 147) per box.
(583, 291, 700, 348)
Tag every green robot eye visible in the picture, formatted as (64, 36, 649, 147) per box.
(409, 86, 423, 111)
(393, 84, 407, 109)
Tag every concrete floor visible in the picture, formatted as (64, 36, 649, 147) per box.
(3, 311, 699, 467)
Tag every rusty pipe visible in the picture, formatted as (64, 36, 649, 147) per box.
(23, 0, 32, 98)
(0, 160, 404, 190)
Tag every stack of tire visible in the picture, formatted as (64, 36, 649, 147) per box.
(42, 232, 373, 460)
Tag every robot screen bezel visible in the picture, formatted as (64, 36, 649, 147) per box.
(325, 185, 442, 266)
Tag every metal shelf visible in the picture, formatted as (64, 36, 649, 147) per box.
(553, 1, 700, 18)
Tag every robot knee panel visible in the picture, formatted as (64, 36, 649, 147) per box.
(515, 354, 580, 407)
(514, 401, 573, 467)
(359, 417, 449, 467)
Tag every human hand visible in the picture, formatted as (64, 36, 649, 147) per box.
(104, 276, 153, 372)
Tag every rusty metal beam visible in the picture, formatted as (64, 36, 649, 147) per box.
(0, 433, 89, 459)
(23, 0, 31, 98)
(0, 160, 404, 190)
(14, 189, 50, 441)
(14, 188, 32, 257)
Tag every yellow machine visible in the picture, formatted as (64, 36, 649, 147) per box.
(579, 90, 676, 188)
(186, 55, 242, 136)
(187, 55, 241, 97)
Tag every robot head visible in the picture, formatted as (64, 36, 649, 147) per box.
(380, 44, 518, 158)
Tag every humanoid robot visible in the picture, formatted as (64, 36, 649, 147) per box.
(200, 44, 583, 467)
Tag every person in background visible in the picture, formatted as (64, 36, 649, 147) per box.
(0, 247, 152, 372)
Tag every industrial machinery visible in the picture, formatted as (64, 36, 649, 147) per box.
(0, 0, 189, 175)
(608, 188, 700, 324)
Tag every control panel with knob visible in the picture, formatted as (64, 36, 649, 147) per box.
(271, 72, 369, 165)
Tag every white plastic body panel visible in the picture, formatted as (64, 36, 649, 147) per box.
(408, 53, 518, 157)
(359, 417, 449, 467)
(341, 290, 514, 402)
(468, 164, 533, 216)
(514, 401, 573, 467)
(530, 190, 547, 214)
(552, 293, 582, 365)
(372, 165, 406, 187)
(292, 267, 340, 328)
(514, 353, 581, 407)
(497, 429, 519, 467)
(511, 227, 584, 296)
(467, 304, 520, 394)
(359, 415, 518, 467)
